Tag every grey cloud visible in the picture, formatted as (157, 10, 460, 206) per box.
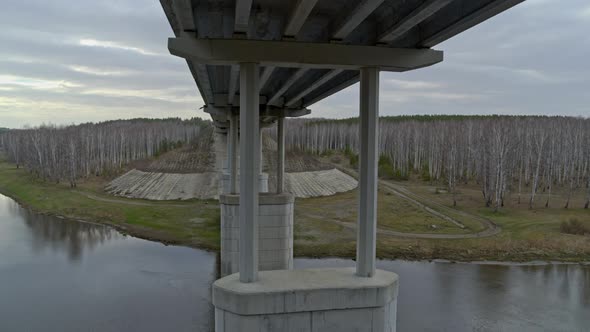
(1, 0, 589, 128)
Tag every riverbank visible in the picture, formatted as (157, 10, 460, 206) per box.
(0, 162, 221, 251)
(0, 161, 589, 262)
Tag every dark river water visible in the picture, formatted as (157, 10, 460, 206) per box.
(0, 193, 588, 332)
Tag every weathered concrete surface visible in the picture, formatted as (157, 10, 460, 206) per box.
(106, 129, 357, 200)
(106, 169, 219, 200)
(221, 172, 269, 194)
(107, 131, 357, 200)
(284, 169, 357, 198)
(213, 267, 399, 331)
(220, 193, 294, 276)
(107, 168, 356, 200)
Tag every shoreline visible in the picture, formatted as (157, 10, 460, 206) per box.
(11, 188, 590, 266)
(0, 160, 588, 264)
(2, 188, 589, 266)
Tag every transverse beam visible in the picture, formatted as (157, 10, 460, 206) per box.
(168, 38, 443, 72)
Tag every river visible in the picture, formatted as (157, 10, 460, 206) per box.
(0, 193, 588, 331)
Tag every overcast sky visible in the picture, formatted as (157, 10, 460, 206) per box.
(0, 0, 588, 128)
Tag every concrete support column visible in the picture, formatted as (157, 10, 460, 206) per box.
(239, 62, 260, 283)
(259, 127, 263, 170)
(225, 133, 231, 173)
(220, 133, 229, 172)
(229, 112, 238, 194)
(356, 67, 379, 278)
(277, 116, 285, 193)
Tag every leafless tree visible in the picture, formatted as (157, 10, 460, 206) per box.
(0, 118, 209, 183)
(275, 115, 589, 210)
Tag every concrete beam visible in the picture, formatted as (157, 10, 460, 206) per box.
(332, 0, 385, 40)
(421, 0, 525, 47)
(378, 0, 452, 43)
(284, 0, 319, 37)
(302, 74, 359, 108)
(172, 0, 196, 34)
(259, 66, 275, 90)
(238, 62, 260, 283)
(168, 37, 443, 72)
(234, 0, 253, 33)
(267, 68, 309, 106)
(205, 104, 309, 118)
(261, 107, 311, 118)
(187, 62, 214, 104)
(285, 69, 343, 107)
(356, 67, 379, 278)
(213, 93, 268, 107)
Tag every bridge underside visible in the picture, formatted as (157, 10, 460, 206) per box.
(159, 0, 524, 331)
(161, 0, 523, 131)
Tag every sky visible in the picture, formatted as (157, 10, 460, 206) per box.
(0, 0, 589, 128)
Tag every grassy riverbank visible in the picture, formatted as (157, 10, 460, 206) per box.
(0, 160, 588, 262)
(0, 161, 221, 250)
(294, 184, 590, 262)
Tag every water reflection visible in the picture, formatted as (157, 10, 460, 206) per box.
(0, 193, 216, 332)
(16, 206, 121, 261)
(294, 258, 590, 332)
(1, 192, 589, 332)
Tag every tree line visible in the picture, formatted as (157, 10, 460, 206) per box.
(279, 115, 590, 210)
(0, 118, 209, 187)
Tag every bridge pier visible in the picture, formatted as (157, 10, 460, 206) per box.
(214, 64, 398, 331)
(219, 193, 293, 276)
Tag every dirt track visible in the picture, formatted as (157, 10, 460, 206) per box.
(377, 181, 501, 238)
(335, 166, 501, 239)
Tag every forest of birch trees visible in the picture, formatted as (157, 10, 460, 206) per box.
(0, 118, 207, 187)
(282, 116, 590, 210)
(1, 115, 588, 210)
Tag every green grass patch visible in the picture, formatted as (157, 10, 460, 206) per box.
(1, 159, 589, 263)
(0, 161, 220, 250)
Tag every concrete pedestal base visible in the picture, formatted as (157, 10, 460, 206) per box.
(219, 193, 294, 276)
(213, 268, 399, 332)
(221, 172, 269, 193)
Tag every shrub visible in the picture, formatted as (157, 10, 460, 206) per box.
(320, 150, 334, 157)
(342, 146, 359, 168)
(377, 155, 408, 181)
(343, 146, 355, 158)
(330, 155, 342, 164)
(378, 163, 395, 179)
(421, 171, 431, 182)
(349, 154, 359, 168)
(560, 218, 589, 236)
